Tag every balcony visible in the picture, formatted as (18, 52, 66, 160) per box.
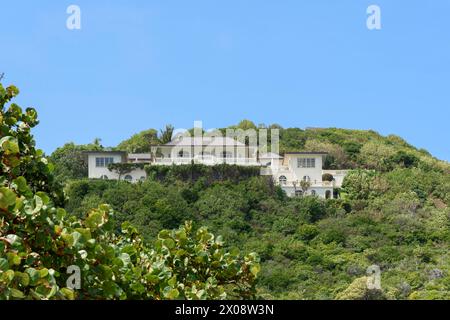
(152, 156, 260, 166)
(279, 180, 335, 188)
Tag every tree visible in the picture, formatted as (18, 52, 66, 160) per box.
(117, 129, 159, 153)
(236, 120, 257, 131)
(304, 139, 349, 169)
(341, 170, 387, 200)
(159, 125, 174, 144)
(300, 179, 311, 194)
(50, 139, 104, 183)
(0, 82, 260, 300)
(358, 141, 396, 171)
(336, 277, 388, 300)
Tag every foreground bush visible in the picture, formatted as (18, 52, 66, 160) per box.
(0, 83, 259, 300)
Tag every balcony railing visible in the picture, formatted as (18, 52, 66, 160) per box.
(153, 156, 260, 166)
(278, 180, 335, 188)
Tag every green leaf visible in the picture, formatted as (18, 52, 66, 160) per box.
(56, 208, 67, 221)
(158, 230, 171, 239)
(10, 288, 25, 299)
(46, 285, 57, 299)
(32, 195, 44, 214)
(250, 264, 260, 277)
(25, 268, 40, 284)
(167, 276, 177, 287)
(61, 233, 74, 247)
(163, 238, 175, 249)
(60, 288, 75, 300)
(2, 269, 15, 283)
(18, 272, 30, 286)
(0, 137, 20, 154)
(5, 234, 22, 248)
(13, 176, 28, 192)
(0, 258, 9, 271)
(85, 211, 105, 229)
(0, 187, 16, 209)
(36, 192, 50, 205)
(164, 287, 180, 299)
(39, 268, 49, 278)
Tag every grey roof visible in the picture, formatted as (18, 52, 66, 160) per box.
(259, 152, 283, 159)
(83, 150, 126, 155)
(284, 152, 328, 155)
(163, 136, 246, 147)
(128, 153, 152, 158)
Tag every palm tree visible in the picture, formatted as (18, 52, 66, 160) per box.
(159, 124, 174, 144)
(92, 138, 103, 150)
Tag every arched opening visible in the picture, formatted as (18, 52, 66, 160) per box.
(124, 175, 133, 182)
(325, 190, 332, 199)
(279, 175, 287, 186)
(333, 189, 340, 199)
(311, 190, 316, 196)
(178, 150, 190, 158)
(295, 190, 303, 197)
(140, 176, 146, 182)
(222, 151, 232, 158)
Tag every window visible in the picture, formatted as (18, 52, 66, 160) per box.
(124, 175, 133, 182)
(297, 158, 316, 168)
(222, 151, 233, 158)
(100, 175, 108, 180)
(311, 190, 316, 196)
(295, 190, 303, 197)
(325, 190, 332, 199)
(279, 175, 287, 185)
(95, 157, 114, 167)
(178, 150, 190, 158)
(303, 175, 311, 182)
(140, 176, 146, 182)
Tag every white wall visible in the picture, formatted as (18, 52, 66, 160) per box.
(281, 186, 334, 199)
(287, 154, 323, 184)
(87, 153, 124, 179)
(121, 168, 147, 183)
(322, 170, 349, 188)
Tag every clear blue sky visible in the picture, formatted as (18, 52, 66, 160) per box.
(1, 1, 449, 160)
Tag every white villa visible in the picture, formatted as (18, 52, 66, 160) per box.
(86, 136, 347, 199)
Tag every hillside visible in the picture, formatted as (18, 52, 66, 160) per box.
(53, 120, 450, 299)
(51, 120, 449, 183)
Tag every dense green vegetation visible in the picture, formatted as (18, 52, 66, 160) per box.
(59, 119, 450, 299)
(64, 162, 450, 299)
(52, 118, 450, 301)
(5, 84, 449, 300)
(0, 83, 259, 300)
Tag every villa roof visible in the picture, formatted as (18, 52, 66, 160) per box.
(284, 152, 328, 155)
(162, 136, 246, 147)
(259, 152, 283, 159)
(83, 150, 127, 155)
(128, 153, 152, 158)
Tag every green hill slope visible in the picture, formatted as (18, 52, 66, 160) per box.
(57, 120, 450, 300)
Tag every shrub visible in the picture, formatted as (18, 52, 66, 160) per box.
(0, 83, 260, 300)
